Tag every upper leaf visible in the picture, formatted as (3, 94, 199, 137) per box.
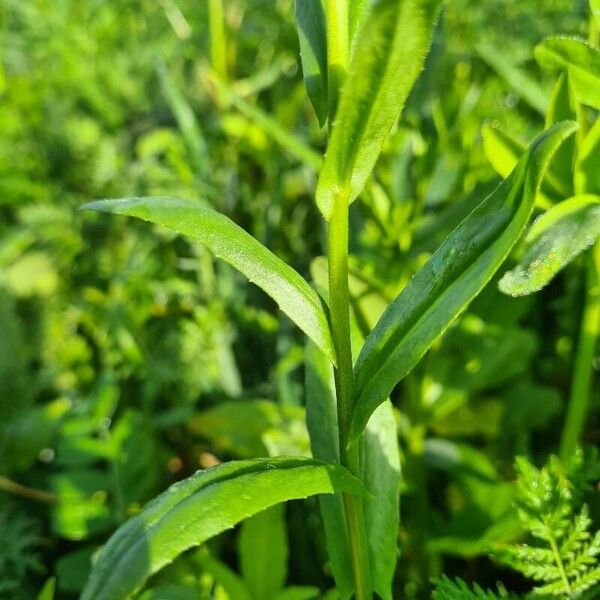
(535, 36, 600, 109)
(295, 0, 328, 127)
(81, 457, 364, 600)
(82, 197, 336, 364)
(316, 0, 442, 219)
(499, 195, 600, 296)
(351, 122, 577, 441)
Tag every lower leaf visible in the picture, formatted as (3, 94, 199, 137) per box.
(81, 457, 364, 600)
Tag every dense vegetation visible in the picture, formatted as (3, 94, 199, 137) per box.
(0, 1, 599, 598)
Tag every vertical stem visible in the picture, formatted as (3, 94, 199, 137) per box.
(326, 0, 349, 121)
(324, 3, 371, 597)
(329, 194, 372, 600)
(208, 0, 227, 80)
(560, 242, 600, 462)
(328, 203, 369, 586)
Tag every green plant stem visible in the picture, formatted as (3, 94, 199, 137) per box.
(328, 195, 373, 600)
(326, 0, 349, 121)
(560, 242, 600, 461)
(208, 0, 227, 80)
(325, 4, 371, 597)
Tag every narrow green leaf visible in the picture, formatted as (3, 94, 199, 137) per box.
(272, 587, 320, 600)
(81, 457, 364, 600)
(535, 36, 600, 109)
(351, 122, 578, 441)
(482, 123, 525, 178)
(213, 77, 323, 169)
(477, 42, 548, 115)
(482, 119, 571, 202)
(545, 73, 576, 196)
(360, 401, 401, 600)
(197, 554, 253, 600)
(316, 0, 441, 219)
(348, 0, 373, 52)
(156, 61, 209, 176)
(295, 0, 328, 127)
(239, 505, 288, 600)
(575, 117, 600, 195)
(36, 578, 56, 600)
(499, 195, 600, 296)
(82, 197, 335, 364)
(305, 342, 400, 600)
(305, 341, 354, 600)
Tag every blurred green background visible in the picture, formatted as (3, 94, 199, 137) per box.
(0, 1, 595, 598)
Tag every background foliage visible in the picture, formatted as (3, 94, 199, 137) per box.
(0, 0, 597, 598)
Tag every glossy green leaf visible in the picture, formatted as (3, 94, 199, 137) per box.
(477, 42, 548, 115)
(295, 0, 328, 127)
(316, 0, 442, 219)
(482, 123, 525, 178)
(239, 504, 288, 600)
(351, 122, 577, 441)
(575, 117, 600, 195)
(535, 36, 600, 109)
(81, 457, 364, 600)
(82, 197, 335, 364)
(499, 195, 600, 296)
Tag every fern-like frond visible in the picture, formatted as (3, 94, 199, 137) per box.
(432, 576, 517, 599)
(492, 453, 600, 598)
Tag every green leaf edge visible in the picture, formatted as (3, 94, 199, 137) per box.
(81, 457, 365, 600)
(81, 197, 336, 365)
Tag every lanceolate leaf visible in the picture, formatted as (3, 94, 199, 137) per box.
(575, 117, 600, 195)
(349, 0, 374, 53)
(316, 0, 442, 219)
(361, 401, 401, 600)
(81, 457, 364, 600)
(306, 335, 400, 600)
(82, 197, 336, 364)
(295, 0, 328, 127)
(499, 195, 600, 296)
(477, 42, 548, 115)
(351, 122, 577, 441)
(482, 123, 525, 178)
(535, 37, 600, 109)
(305, 341, 354, 599)
(239, 505, 288, 600)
